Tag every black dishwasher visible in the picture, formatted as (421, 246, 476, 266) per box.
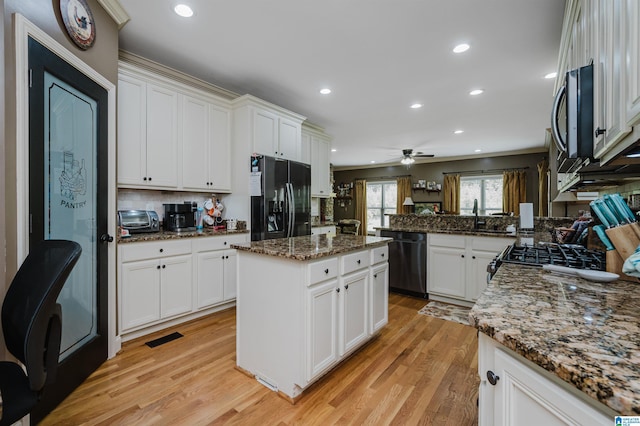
(380, 230, 427, 298)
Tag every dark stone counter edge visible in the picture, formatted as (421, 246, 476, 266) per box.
(118, 229, 250, 244)
(231, 239, 391, 261)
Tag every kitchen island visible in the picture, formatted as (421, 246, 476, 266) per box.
(470, 263, 638, 424)
(231, 234, 391, 401)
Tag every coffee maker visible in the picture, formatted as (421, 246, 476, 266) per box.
(163, 202, 196, 231)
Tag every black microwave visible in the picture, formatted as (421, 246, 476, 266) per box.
(551, 64, 594, 159)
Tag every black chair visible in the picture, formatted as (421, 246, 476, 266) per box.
(0, 240, 81, 426)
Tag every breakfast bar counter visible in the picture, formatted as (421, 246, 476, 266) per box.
(470, 263, 639, 421)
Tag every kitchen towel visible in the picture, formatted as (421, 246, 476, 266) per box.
(519, 203, 534, 229)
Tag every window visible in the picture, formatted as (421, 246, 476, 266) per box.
(366, 181, 397, 234)
(460, 175, 503, 216)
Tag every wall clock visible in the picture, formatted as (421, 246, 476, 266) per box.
(59, 0, 96, 50)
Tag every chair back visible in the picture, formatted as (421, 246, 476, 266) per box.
(338, 219, 361, 235)
(1, 240, 82, 391)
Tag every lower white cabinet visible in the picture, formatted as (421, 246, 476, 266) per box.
(478, 333, 616, 426)
(118, 233, 249, 338)
(236, 244, 389, 399)
(427, 234, 515, 305)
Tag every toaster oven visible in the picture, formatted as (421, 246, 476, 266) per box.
(118, 210, 160, 233)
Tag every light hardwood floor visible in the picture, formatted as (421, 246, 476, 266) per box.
(41, 294, 479, 425)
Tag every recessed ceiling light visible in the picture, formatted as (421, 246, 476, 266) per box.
(370, 160, 376, 164)
(174, 4, 193, 17)
(469, 89, 484, 96)
(410, 103, 423, 109)
(544, 72, 557, 79)
(454, 130, 464, 134)
(331, 148, 337, 152)
(475, 149, 482, 153)
(320, 88, 331, 95)
(453, 43, 470, 53)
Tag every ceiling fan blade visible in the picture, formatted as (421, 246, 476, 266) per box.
(413, 154, 435, 158)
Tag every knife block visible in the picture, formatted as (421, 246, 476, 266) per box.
(604, 223, 640, 260)
(606, 249, 640, 283)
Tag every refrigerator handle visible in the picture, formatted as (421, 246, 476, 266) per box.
(289, 183, 296, 237)
(286, 183, 295, 237)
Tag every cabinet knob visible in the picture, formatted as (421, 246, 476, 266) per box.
(162, 264, 166, 269)
(345, 284, 349, 290)
(143, 177, 148, 181)
(381, 253, 385, 257)
(486, 370, 500, 386)
(461, 254, 465, 258)
(357, 259, 361, 264)
(472, 256, 476, 259)
(157, 265, 161, 270)
(595, 127, 607, 137)
(160, 248, 164, 253)
(148, 177, 152, 181)
(324, 268, 329, 274)
(336, 288, 340, 293)
(374, 274, 378, 278)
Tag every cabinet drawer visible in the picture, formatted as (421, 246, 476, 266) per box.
(308, 257, 339, 286)
(428, 233, 466, 248)
(370, 245, 389, 265)
(192, 233, 249, 252)
(120, 239, 192, 262)
(341, 250, 370, 275)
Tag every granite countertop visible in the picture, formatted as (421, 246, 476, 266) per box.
(231, 234, 391, 261)
(118, 228, 250, 244)
(469, 263, 640, 415)
(377, 226, 551, 244)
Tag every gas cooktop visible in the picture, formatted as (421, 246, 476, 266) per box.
(499, 243, 606, 270)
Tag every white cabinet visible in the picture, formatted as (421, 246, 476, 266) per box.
(236, 244, 389, 399)
(192, 234, 248, 309)
(311, 225, 336, 236)
(117, 73, 179, 189)
(232, 95, 306, 162)
(119, 240, 192, 332)
(625, 0, 640, 127)
(593, 0, 631, 158)
(303, 126, 332, 198)
(181, 94, 231, 192)
(118, 233, 249, 338)
(478, 333, 615, 426)
(118, 62, 232, 192)
(428, 234, 515, 306)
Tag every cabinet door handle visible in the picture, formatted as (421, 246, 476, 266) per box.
(324, 268, 329, 274)
(487, 370, 499, 386)
(595, 127, 607, 137)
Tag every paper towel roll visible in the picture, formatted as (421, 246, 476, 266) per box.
(520, 203, 534, 229)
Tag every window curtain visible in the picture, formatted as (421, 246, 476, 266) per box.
(537, 159, 549, 216)
(443, 174, 460, 215)
(503, 170, 527, 215)
(396, 176, 412, 214)
(354, 179, 367, 236)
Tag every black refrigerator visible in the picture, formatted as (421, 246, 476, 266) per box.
(250, 156, 311, 241)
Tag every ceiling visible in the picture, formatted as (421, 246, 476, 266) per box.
(117, 0, 566, 169)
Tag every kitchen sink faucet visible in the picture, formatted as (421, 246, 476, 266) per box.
(473, 199, 486, 229)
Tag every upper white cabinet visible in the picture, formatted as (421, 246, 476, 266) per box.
(117, 61, 233, 192)
(181, 94, 232, 192)
(118, 72, 179, 189)
(232, 94, 306, 162)
(303, 125, 332, 198)
(625, 0, 640, 127)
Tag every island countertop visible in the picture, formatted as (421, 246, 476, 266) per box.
(231, 234, 391, 261)
(469, 262, 640, 415)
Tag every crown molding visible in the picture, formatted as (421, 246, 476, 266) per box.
(97, 0, 131, 29)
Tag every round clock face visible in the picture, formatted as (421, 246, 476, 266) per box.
(60, 0, 96, 50)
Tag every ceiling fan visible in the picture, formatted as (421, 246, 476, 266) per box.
(400, 148, 434, 165)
